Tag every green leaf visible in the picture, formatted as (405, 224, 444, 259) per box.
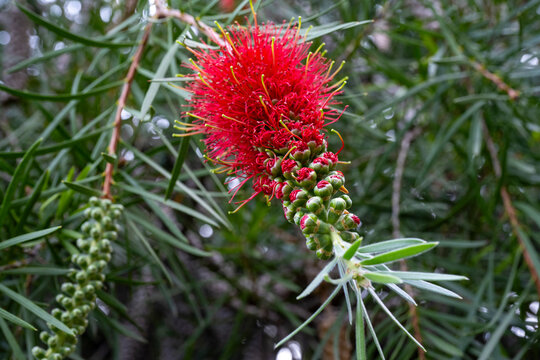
(1, 267, 71, 276)
(16, 4, 135, 48)
(405, 280, 463, 299)
(297, 258, 338, 299)
(15, 170, 49, 233)
(515, 202, 540, 230)
(0, 138, 42, 230)
(303, 20, 373, 41)
(62, 180, 102, 197)
(0, 81, 123, 102)
(355, 296, 367, 360)
(360, 242, 438, 265)
(0, 308, 36, 331)
(343, 237, 363, 260)
(0, 317, 26, 360)
(275, 283, 343, 349)
(357, 238, 426, 254)
(139, 38, 181, 121)
(364, 272, 403, 284)
(0, 284, 73, 335)
(378, 271, 468, 281)
(101, 152, 117, 164)
(166, 130, 192, 200)
(0, 226, 61, 250)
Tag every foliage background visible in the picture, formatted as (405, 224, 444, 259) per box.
(1, 0, 539, 359)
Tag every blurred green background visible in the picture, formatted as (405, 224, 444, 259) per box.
(1, 0, 539, 359)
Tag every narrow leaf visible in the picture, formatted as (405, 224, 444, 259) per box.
(343, 237, 363, 260)
(360, 242, 438, 265)
(297, 257, 338, 299)
(16, 4, 135, 48)
(0, 308, 36, 331)
(379, 271, 468, 281)
(0, 226, 62, 250)
(62, 180, 102, 197)
(0, 138, 42, 229)
(364, 272, 403, 284)
(357, 238, 426, 254)
(0, 284, 73, 335)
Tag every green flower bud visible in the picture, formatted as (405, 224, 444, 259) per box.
(341, 194, 352, 209)
(89, 197, 100, 206)
(61, 282, 76, 296)
(291, 146, 311, 163)
(316, 247, 333, 260)
(52, 309, 62, 319)
(60, 311, 71, 323)
(293, 210, 306, 226)
(47, 335, 58, 347)
(300, 214, 319, 234)
(309, 157, 331, 175)
(39, 331, 50, 343)
(100, 199, 112, 210)
(75, 271, 87, 284)
(313, 180, 333, 200)
(91, 208, 104, 220)
(335, 213, 362, 231)
(76, 238, 89, 251)
(325, 171, 345, 190)
(340, 231, 360, 243)
(306, 197, 324, 216)
(32, 347, 47, 359)
(295, 168, 317, 190)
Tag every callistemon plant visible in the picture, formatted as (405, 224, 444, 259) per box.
(176, 8, 466, 358)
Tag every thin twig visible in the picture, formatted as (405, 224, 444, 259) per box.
(102, 2, 226, 198)
(102, 22, 153, 198)
(481, 118, 540, 298)
(471, 61, 520, 100)
(391, 126, 425, 360)
(155, 2, 226, 47)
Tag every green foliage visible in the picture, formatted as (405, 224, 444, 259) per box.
(1, 0, 539, 359)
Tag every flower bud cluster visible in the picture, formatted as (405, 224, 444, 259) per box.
(268, 140, 361, 260)
(32, 197, 123, 360)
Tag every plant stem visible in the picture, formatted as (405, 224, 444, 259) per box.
(481, 118, 540, 298)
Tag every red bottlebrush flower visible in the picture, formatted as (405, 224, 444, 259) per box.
(179, 18, 345, 207)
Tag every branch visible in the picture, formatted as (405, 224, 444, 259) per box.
(155, 1, 225, 47)
(471, 61, 520, 101)
(391, 126, 425, 360)
(102, 22, 153, 199)
(481, 119, 540, 298)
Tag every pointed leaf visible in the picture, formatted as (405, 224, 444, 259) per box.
(360, 242, 438, 265)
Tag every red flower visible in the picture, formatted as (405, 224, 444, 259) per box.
(178, 19, 345, 208)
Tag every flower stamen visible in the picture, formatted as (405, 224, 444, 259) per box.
(331, 129, 345, 155)
(261, 74, 271, 98)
